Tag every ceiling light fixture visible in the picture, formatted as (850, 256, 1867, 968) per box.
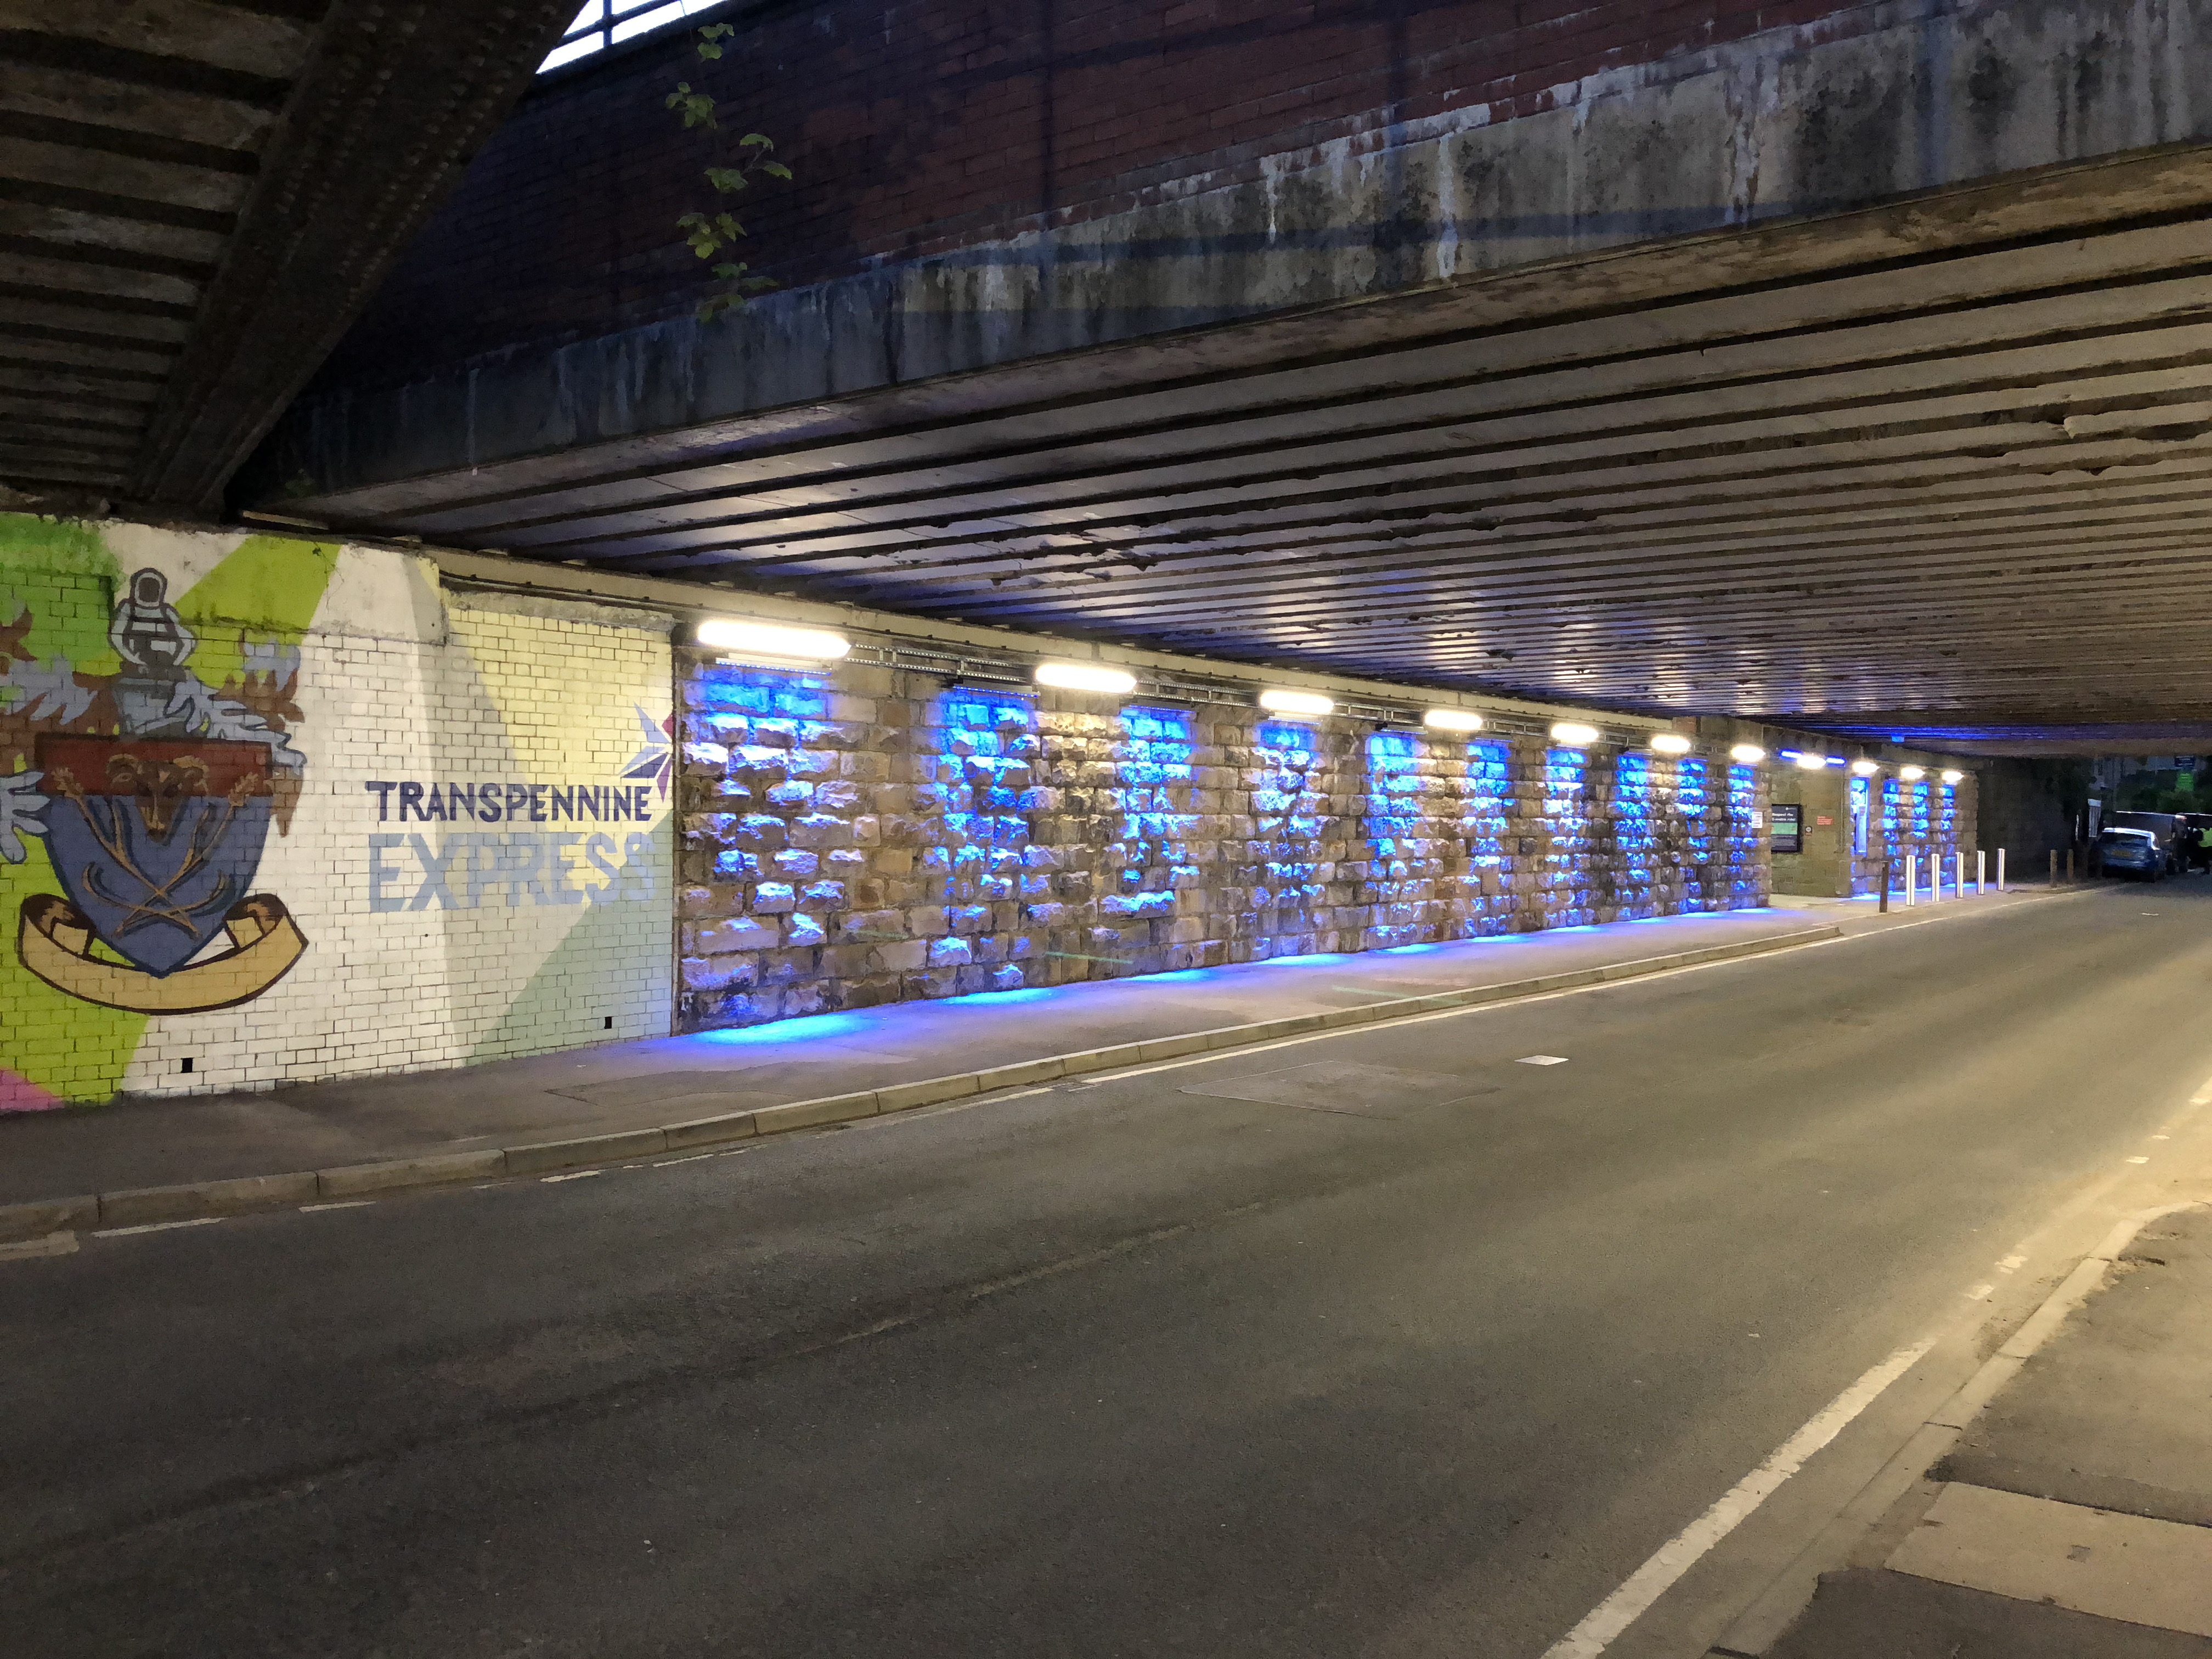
(1421, 708, 1485, 732)
(1034, 662, 1136, 695)
(1850, 759, 1880, 776)
(1649, 733, 1693, 755)
(1259, 689, 1334, 716)
(1795, 752, 1829, 771)
(695, 617, 851, 664)
(1729, 743, 1766, 764)
(1899, 765, 1926, 781)
(1941, 768, 1965, 785)
(1550, 721, 1601, 747)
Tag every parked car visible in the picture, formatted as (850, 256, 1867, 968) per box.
(2108, 811, 2187, 874)
(2098, 826, 2164, 881)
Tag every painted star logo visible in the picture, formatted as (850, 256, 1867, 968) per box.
(622, 704, 673, 798)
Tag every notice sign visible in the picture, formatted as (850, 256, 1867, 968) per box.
(1770, 803, 1804, 855)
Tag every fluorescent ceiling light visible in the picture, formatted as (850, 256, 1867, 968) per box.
(1941, 769, 1965, 784)
(1034, 662, 1136, 694)
(1729, 743, 1765, 764)
(1550, 721, 1601, 746)
(1795, 752, 1829, 771)
(1421, 708, 1485, 732)
(1649, 733, 1692, 755)
(1259, 689, 1333, 716)
(696, 618, 850, 663)
(1899, 765, 1926, 781)
(1850, 759, 1880, 776)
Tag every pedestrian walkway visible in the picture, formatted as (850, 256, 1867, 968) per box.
(0, 884, 2070, 1231)
(1760, 1203, 2212, 1657)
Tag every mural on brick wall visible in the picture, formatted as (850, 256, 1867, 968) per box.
(1, 515, 672, 1109)
(9, 567, 311, 1015)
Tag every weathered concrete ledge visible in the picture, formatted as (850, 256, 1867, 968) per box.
(252, 0, 2212, 515)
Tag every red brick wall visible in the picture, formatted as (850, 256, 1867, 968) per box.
(320, 0, 1882, 389)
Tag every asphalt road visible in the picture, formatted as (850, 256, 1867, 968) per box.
(7, 883, 2212, 1658)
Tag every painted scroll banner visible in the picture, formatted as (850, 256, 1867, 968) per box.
(19, 893, 307, 1014)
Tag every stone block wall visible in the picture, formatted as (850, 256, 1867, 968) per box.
(672, 651, 1773, 1031)
(1771, 763, 1983, 897)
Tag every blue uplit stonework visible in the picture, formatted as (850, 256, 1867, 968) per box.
(1726, 764, 1762, 904)
(1102, 706, 1199, 968)
(924, 687, 1037, 992)
(1363, 730, 1425, 947)
(1250, 721, 1327, 958)
(1543, 746, 1595, 927)
(674, 649, 1796, 1034)
(1613, 752, 1656, 919)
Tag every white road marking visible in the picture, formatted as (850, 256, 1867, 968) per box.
(541, 1170, 603, 1183)
(1963, 1282, 1994, 1301)
(92, 1216, 226, 1238)
(0, 1231, 77, 1260)
(2152, 1135, 2171, 1141)
(1997, 1254, 2027, 1273)
(2124, 1156, 2150, 1164)
(1539, 1335, 1938, 1659)
(299, 1200, 376, 1213)
(2190, 1076, 2212, 1105)
(651, 1152, 719, 1166)
(1517, 1054, 1570, 1066)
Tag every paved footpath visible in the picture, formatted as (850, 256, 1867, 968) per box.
(0, 900, 1949, 1216)
(1758, 1201, 2212, 1657)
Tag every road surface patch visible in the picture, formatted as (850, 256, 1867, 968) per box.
(1180, 1060, 1484, 1118)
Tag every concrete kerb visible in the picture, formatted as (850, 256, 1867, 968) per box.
(0, 923, 1838, 1244)
(1707, 1197, 2212, 1657)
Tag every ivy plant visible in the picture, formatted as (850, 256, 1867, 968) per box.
(666, 22, 791, 323)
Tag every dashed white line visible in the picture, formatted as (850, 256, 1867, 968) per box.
(541, 1169, 603, 1183)
(93, 1216, 226, 1238)
(2125, 1156, 2150, 1165)
(1517, 1054, 1571, 1066)
(300, 1200, 375, 1213)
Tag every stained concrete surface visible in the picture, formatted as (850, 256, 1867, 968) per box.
(0, 881, 2199, 1658)
(1764, 1568, 2212, 1659)
(1757, 1206, 2212, 1655)
(1884, 1483, 2212, 1637)
(1936, 1206, 2212, 1527)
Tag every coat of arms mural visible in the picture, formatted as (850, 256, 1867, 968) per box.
(2, 569, 308, 1013)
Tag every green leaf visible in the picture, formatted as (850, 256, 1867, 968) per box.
(759, 160, 792, 180)
(704, 166, 749, 193)
(738, 133, 774, 148)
